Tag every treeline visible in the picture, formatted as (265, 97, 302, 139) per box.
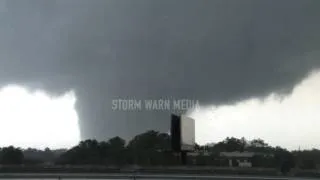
(0, 146, 65, 165)
(1, 130, 320, 170)
(57, 130, 174, 165)
(0, 146, 24, 164)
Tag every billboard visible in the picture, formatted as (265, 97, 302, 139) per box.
(171, 114, 195, 152)
(180, 115, 195, 151)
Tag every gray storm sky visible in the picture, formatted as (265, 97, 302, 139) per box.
(1, 0, 320, 147)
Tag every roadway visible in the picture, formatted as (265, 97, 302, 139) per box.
(0, 173, 318, 180)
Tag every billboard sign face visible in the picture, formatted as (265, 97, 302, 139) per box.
(171, 114, 195, 152)
(180, 115, 195, 151)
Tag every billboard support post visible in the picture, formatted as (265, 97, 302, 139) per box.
(181, 151, 187, 165)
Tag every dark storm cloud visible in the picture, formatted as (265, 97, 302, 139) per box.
(1, 0, 320, 140)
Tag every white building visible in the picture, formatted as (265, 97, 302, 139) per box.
(220, 151, 255, 167)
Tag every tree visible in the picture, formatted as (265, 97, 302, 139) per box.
(106, 136, 126, 165)
(212, 137, 245, 152)
(0, 146, 24, 164)
(250, 139, 268, 148)
(58, 139, 101, 164)
(293, 149, 320, 169)
(273, 147, 295, 174)
(300, 159, 316, 169)
(23, 147, 55, 164)
(247, 139, 274, 154)
(108, 136, 125, 149)
(127, 130, 173, 165)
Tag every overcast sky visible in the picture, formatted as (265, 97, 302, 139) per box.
(189, 70, 320, 150)
(0, 0, 320, 149)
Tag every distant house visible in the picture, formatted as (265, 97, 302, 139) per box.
(220, 151, 254, 167)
